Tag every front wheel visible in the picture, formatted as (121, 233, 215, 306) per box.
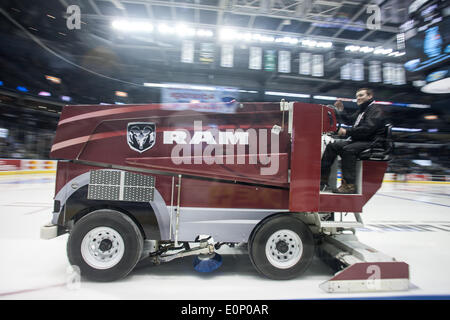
(67, 209, 143, 282)
(249, 214, 314, 280)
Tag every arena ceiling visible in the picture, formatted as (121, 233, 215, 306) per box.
(0, 0, 449, 133)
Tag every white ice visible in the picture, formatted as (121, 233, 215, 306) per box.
(0, 173, 449, 299)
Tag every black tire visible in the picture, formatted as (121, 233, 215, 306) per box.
(67, 209, 143, 282)
(248, 214, 314, 280)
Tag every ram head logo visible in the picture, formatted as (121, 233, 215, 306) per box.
(127, 122, 156, 153)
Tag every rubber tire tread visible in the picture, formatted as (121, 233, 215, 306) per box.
(67, 209, 143, 282)
(248, 213, 314, 280)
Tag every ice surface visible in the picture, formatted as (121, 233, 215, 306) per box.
(0, 174, 449, 299)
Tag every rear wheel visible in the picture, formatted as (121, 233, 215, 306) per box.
(67, 209, 143, 282)
(249, 214, 314, 280)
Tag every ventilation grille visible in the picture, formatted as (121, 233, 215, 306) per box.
(88, 170, 155, 202)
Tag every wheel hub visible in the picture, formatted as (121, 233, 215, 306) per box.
(81, 227, 125, 270)
(275, 240, 289, 254)
(265, 229, 303, 269)
(99, 239, 113, 252)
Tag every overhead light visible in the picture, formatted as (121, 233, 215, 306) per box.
(302, 39, 333, 49)
(424, 115, 438, 120)
(390, 103, 409, 107)
(374, 101, 392, 105)
(413, 80, 426, 87)
(238, 89, 258, 94)
(176, 23, 195, 37)
(265, 91, 310, 98)
(143, 82, 164, 88)
(157, 24, 175, 34)
(344, 98, 357, 102)
(38, 91, 51, 97)
(61, 96, 72, 102)
(359, 46, 374, 53)
(45, 75, 61, 84)
(259, 34, 275, 43)
(238, 30, 253, 42)
(239, 32, 252, 42)
(251, 33, 262, 41)
(345, 45, 361, 52)
(112, 19, 153, 33)
(143, 82, 217, 91)
(388, 51, 405, 57)
(392, 127, 422, 132)
(219, 28, 236, 41)
(275, 37, 299, 45)
(407, 104, 431, 108)
(16, 86, 28, 92)
(0, 81, 3, 86)
(374, 47, 393, 55)
(316, 41, 333, 48)
(313, 95, 337, 101)
(182, 84, 216, 91)
(219, 28, 294, 44)
(115, 91, 128, 97)
(302, 39, 317, 47)
(196, 29, 213, 37)
(46, 14, 56, 19)
(421, 77, 450, 94)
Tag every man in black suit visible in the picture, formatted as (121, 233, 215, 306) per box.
(320, 88, 387, 194)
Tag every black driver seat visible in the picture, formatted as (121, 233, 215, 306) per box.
(358, 124, 394, 161)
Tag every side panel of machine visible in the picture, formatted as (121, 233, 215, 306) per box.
(53, 163, 163, 240)
(289, 103, 322, 212)
(54, 162, 291, 243)
(62, 185, 161, 240)
(318, 161, 388, 212)
(173, 207, 289, 243)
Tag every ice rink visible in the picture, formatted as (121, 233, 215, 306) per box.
(0, 173, 449, 300)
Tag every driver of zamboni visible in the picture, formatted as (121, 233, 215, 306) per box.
(320, 88, 387, 194)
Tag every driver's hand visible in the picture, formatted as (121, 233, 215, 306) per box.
(334, 99, 344, 111)
(337, 128, 347, 136)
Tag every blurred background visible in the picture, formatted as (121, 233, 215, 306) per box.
(0, 0, 449, 179)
